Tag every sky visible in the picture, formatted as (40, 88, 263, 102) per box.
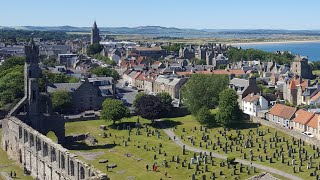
(1, 0, 319, 30)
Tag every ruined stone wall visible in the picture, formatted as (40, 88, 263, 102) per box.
(1, 117, 107, 180)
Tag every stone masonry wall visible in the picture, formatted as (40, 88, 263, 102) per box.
(1, 117, 108, 180)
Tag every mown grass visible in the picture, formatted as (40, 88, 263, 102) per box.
(166, 115, 320, 179)
(65, 117, 262, 180)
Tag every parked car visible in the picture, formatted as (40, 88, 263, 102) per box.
(301, 131, 315, 138)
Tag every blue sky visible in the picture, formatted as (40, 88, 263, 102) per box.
(1, 0, 319, 29)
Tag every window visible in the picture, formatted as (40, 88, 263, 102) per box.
(70, 161, 75, 176)
(51, 148, 56, 162)
(43, 143, 48, 156)
(19, 127, 22, 139)
(61, 155, 65, 169)
(30, 134, 34, 147)
(24, 130, 28, 143)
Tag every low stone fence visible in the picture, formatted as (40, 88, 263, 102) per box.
(251, 116, 320, 147)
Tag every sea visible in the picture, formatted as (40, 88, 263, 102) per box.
(236, 42, 320, 61)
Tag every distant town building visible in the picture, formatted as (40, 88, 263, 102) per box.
(91, 21, 100, 44)
(57, 54, 79, 68)
(290, 55, 313, 79)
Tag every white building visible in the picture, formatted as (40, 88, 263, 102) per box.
(242, 94, 268, 117)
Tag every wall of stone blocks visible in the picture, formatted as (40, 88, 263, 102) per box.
(1, 117, 108, 180)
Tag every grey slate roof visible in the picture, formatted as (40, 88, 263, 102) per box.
(47, 83, 82, 93)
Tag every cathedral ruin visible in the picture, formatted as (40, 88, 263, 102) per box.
(1, 39, 108, 180)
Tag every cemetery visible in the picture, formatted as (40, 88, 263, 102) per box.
(58, 116, 298, 180)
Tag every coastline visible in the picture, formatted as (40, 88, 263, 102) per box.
(230, 39, 320, 46)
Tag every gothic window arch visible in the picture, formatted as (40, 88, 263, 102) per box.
(70, 161, 75, 176)
(30, 134, 34, 147)
(19, 126, 22, 139)
(51, 147, 56, 162)
(43, 143, 48, 156)
(80, 166, 85, 179)
(61, 154, 65, 169)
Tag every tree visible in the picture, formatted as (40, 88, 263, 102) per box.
(41, 58, 57, 67)
(196, 107, 215, 125)
(216, 89, 242, 126)
(0, 56, 25, 72)
(93, 54, 116, 66)
(191, 58, 206, 65)
(133, 92, 145, 108)
(87, 43, 103, 55)
(90, 67, 120, 81)
(156, 92, 173, 113)
(181, 74, 229, 115)
(101, 99, 129, 124)
(135, 95, 164, 122)
(51, 90, 72, 114)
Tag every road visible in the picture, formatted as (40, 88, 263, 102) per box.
(116, 80, 138, 107)
(163, 128, 303, 180)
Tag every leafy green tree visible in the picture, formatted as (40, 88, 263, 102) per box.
(216, 89, 242, 126)
(93, 54, 116, 66)
(87, 43, 103, 55)
(101, 99, 130, 124)
(156, 92, 173, 113)
(51, 90, 72, 114)
(181, 74, 229, 115)
(191, 58, 207, 65)
(135, 95, 164, 122)
(133, 92, 145, 108)
(41, 58, 57, 67)
(0, 56, 25, 72)
(0, 65, 24, 106)
(90, 67, 120, 81)
(196, 107, 214, 125)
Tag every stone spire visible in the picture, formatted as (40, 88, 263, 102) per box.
(91, 21, 100, 44)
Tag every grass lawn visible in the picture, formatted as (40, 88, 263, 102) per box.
(165, 115, 320, 179)
(0, 129, 33, 180)
(64, 117, 262, 180)
(313, 70, 320, 75)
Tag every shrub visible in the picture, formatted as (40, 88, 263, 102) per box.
(227, 155, 236, 163)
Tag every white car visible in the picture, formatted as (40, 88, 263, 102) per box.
(302, 131, 315, 138)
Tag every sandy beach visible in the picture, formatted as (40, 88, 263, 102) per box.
(230, 39, 320, 46)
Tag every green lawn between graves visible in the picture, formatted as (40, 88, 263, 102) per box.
(0, 129, 33, 180)
(168, 115, 319, 179)
(62, 116, 290, 180)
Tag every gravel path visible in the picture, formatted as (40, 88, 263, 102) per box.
(163, 128, 303, 180)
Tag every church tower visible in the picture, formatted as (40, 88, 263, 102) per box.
(91, 21, 100, 44)
(24, 39, 42, 127)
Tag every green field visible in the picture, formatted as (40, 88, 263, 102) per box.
(64, 117, 263, 180)
(167, 115, 320, 179)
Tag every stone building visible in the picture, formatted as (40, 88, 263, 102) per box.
(153, 74, 188, 99)
(1, 39, 108, 180)
(229, 77, 261, 107)
(91, 21, 100, 44)
(290, 55, 313, 79)
(48, 77, 115, 113)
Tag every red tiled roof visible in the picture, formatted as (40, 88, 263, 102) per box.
(132, 71, 142, 80)
(176, 69, 245, 76)
(307, 114, 319, 129)
(293, 109, 314, 125)
(268, 104, 296, 119)
(243, 94, 260, 103)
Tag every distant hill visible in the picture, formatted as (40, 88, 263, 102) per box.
(1, 25, 320, 37)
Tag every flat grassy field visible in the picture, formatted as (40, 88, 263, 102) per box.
(0, 129, 33, 180)
(167, 115, 320, 179)
(65, 118, 263, 180)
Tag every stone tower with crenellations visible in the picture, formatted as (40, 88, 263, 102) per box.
(91, 21, 100, 44)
